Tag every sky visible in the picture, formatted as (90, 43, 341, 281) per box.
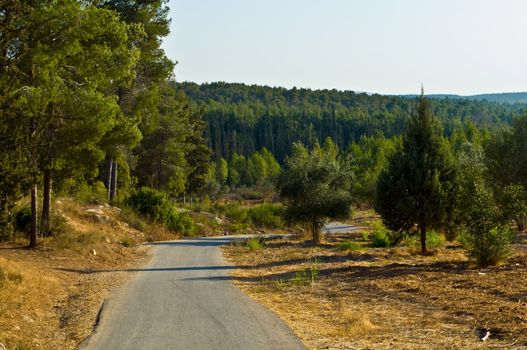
(162, 0, 527, 95)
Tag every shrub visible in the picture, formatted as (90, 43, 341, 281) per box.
(246, 236, 265, 250)
(337, 241, 362, 252)
(126, 187, 170, 222)
(166, 210, 196, 236)
(61, 179, 107, 204)
(125, 187, 195, 235)
(459, 226, 514, 267)
(247, 203, 284, 228)
(403, 230, 445, 250)
(14, 206, 32, 234)
(370, 222, 391, 247)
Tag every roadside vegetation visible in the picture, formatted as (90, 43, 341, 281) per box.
(2, 1, 527, 349)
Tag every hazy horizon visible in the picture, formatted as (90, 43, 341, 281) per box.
(163, 0, 527, 96)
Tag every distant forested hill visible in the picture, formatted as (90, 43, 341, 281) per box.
(402, 92, 527, 104)
(178, 82, 526, 161)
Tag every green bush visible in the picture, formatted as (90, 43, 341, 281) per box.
(125, 187, 195, 235)
(126, 187, 170, 222)
(166, 210, 196, 236)
(247, 203, 284, 228)
(246, 236, 265, 250)
(61, 179, 107, 204)
(216, 202, 285, 230)
(403, 230, 445, 250)
(337, 241, 362, 251)
(370, 222, 391, 247)
(459, 226, 514, 267)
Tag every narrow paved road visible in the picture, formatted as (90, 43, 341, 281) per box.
(81, 237, 306, 350)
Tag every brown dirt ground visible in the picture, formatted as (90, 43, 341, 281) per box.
(223, 222, 527, 349)
(0, 199, 159, 350)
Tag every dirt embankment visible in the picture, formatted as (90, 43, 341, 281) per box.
(0, 199, 165, 350)
(223, 223, 527, 350)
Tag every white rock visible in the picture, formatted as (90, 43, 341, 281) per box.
(90, 249, 97, 256)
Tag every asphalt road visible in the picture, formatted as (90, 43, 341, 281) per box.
(81, 236, 306, 350)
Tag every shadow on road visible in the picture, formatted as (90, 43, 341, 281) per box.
(147, 238, 230, 247)
(55, 265, 236, 274)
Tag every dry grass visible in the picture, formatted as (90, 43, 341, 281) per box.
(0, 197, 167, 350)
(223, 215, 527, 350)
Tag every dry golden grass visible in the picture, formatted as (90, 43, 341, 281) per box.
(223, 215, 527, 350)
(0, 197, 167, 350)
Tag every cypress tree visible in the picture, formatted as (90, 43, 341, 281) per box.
(375, 92, 457, 253)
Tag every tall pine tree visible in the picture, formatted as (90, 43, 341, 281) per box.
(375, 92, 457, 253)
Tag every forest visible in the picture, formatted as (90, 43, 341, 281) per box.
(0, 0, 210, 244)
(178, 81, 526, 161)
(1, 1, 527, 349)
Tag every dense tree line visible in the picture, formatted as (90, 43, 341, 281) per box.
(0, 1, 210, 244)
(178, 82, 526, 162)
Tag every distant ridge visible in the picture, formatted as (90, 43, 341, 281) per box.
(400, 92, 527, 104)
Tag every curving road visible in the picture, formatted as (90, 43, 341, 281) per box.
(80, 237, 306, 350)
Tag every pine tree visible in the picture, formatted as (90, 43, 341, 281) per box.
(375, 93, 457, 253)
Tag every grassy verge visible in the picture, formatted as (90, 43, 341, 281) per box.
(0, 198, 159, 349)
(222, 211, 527, 350)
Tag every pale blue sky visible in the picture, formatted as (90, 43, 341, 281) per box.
(162, 0, 527, 95)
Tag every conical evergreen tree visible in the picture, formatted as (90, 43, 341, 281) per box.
(375, 92, 457, 253)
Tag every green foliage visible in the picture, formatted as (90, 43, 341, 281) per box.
(215, 158, 229, 187)
(166, 211, 196, 236)
(291, 260, 320, 285)
(337, 241, 362, 252)
(485, 113, 527, 230)
(60, 179, 108, 204)
(403, 231, 445, 250)
(246, 236, 265, 251)
(247, 204, 285, 229)
(216, 202, 284, 230)
(348, 133, 400, 206)
(278, 141, 353, 244)
(370, 223, 392, 248)
(375, 94, 457, 253)
(459, 227, 514, 267)
(179, 82, 523, 163)
(14, 206, 32, 235)
(226, 149, 281, 188)
(457, 146, 515, 266)
(125, 187, 195, 235)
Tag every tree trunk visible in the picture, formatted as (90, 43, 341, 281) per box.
(110, 160, 117, 202)
(517, 214, 526, 232)
(312, 219, 321, 245)
(29, 184, 38, 248)
(107, 157, 113, 202)
(41, 170, 52, 236)
(420, 223, 427, 254)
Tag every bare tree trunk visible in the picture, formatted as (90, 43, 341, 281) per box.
(420, 224, 427, 254)
(312, 219, 321, 245)
(110, 160, 118, 201)
(107, 158, 114, 202)
(41, 170, 52, 236)
(29, 184, 38, 248)
(516, 214, 526, 232)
